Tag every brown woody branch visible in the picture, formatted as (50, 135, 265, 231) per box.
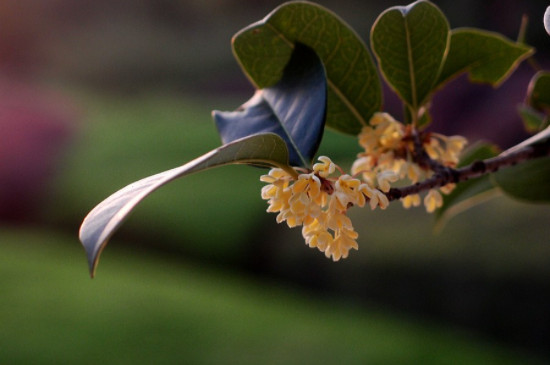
(386, 142, 550, 202)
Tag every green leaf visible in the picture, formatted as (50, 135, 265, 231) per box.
(214, 44, 327, 168)
(518, 105, 548, 133)
(79, 133, 294, 277)
(435, 142, 500, 230)
(491, 126, 550, 203)
(371, 0, 449, 113)
(526, 71, 550, 112)
(436, 28, 533, 89)
(492, 156, 550, 203)
(232, 1, 381, 135)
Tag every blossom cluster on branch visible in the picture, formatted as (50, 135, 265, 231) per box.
(260, 112, 469, 260)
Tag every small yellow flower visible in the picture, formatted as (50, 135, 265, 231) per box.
(376, 170, 398, 193)
(401, 194, 421, 209)
(287, 173, 323, 227)
(405, 162, 422, 183)
(302, 217, 333, 251)
(439, 183, 456, 195)
(260, 168, 293, 223)
(359, 183, 389, 210)
(333, 174, 363, 210)
(424, 189, 443, 213)
(261, 157, 362, 261)
(326, 227, 359, 261)
(313, 156, 336, 178)
(430, 134, 468, 166)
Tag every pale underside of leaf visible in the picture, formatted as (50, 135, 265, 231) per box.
(231, 1, 381, 134)
(79, 133, 292, 277)
(214, 44, 327, 168)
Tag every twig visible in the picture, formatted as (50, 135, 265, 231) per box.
(386, 142, 550, 201)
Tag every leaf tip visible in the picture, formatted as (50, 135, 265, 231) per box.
(79, 217, 107, 279)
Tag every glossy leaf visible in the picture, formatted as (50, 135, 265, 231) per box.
(79, 133, 294, 277)
(526, 71, 550, 112)
(232, 1, 381, 135)
(518, 105, 548, 133)
(214, 44, 326, 167)
(436, 28, 533, 89)
(492, 156, 550, 203)
(435, 143, 500, 229)
(371, 0, 449, 112)
(491, 126, 550, 203)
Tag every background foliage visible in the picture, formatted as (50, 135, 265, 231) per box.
(2, 0, 550, 363)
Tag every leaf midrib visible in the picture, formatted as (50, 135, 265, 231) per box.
(404, 15, 418, 110)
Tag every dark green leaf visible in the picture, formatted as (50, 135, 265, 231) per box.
(436, 28, 533, 89)
(232, 1, 381, 135)
(79, 133, 294, 277)
(371, 0, 449, 112)
(526, 71, 550, 113)
(492, 156, 550, 203)
(491, 126, 550, 203)
(435, 142, 500, 230)
(518, 105, 548, 133)
(214, 45, 326, 167)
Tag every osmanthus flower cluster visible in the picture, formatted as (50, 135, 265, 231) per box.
(352, 112, 467, 213)
(260, 156, 390, 261)
(260, 112, 468, 260)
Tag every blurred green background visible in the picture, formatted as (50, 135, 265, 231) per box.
(2, 1, 550, 363)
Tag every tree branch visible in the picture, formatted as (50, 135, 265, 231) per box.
(386, 142, 550, 201)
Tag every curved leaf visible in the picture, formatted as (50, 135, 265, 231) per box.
(79, 133, 294, 277)
(492, 156, 550, 203)
(213, 44, 326, 167)
(491, 126, 550, 203)
(232, 1, 381, 135)
(526, 71, 550, 112)
(435, 142, 500, 230)
(518, 105, 548, 133)
(436, 28, 533, 89)
(371, 0, 449, 112)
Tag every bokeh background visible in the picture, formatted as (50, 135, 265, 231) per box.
(2, 0, 550, 363)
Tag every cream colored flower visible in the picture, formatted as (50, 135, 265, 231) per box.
(359, 183, 389, 210)
(429, 134, 468, 167)
(325, 227, 359, 261)
(424, 189, 443, 213)
(439, 183, 456, 195)
(376, 170, 399, 193)
(401, 194, 421, 209)
(333, 174, 363, 210)
(302, 217, 333, 251)
(352, 113, 467, 216)
(313, 156, 336, 178)
(261, 157, 364, 261)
